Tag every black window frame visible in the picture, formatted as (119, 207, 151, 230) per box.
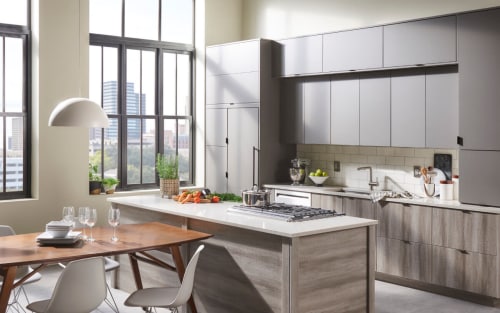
(89, 2, 195, 190)
(0, 5, 31, 200)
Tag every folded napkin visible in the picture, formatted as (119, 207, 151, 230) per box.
(370, 190, 418, 203)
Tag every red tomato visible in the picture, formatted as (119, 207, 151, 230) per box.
(211, 196, 220, 203)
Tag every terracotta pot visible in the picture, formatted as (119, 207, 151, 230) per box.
(160, 178, 179, 198)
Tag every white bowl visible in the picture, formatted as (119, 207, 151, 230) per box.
(308, 175, 329, 186)
(45, 229, 70, 238)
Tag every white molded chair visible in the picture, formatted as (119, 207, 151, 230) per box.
(124, 245, 205, 313)
(57, 256, 120, 312)
(104, 257, 120, 313)
(0, 225, 42, 313)
(26, 257, 107, 313)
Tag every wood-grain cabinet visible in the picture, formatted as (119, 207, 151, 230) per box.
(431, 208, 498, 297)
(383, 15, 457, 67)
(376, 203, 432, 282)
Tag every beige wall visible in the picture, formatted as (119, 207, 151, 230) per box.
(206, 0, 243, 45)
(241, 0, 500, 40)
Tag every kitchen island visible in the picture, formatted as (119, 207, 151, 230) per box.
(109, 195, 377, 313)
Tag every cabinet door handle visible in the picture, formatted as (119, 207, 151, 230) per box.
(457, 136, 463, 146)
(460, 250, 469, 255)
(462, 210, 472, 214)
(403, 240, 411, 245)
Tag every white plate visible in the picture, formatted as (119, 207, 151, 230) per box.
(36, 231, 82, 245)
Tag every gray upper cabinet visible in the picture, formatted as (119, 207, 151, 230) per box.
(275, 35, 323, 77)
(458, 9, 500, 150)
(303, 77, 330, 144)
(391, 69, 426, 147)
(206, 40, 260, 76)
(206, 72, 260, 105)
(331, 76, 359, 145)
(280, 78, 304, 144)
(384, 16, 457, 68)
(323, 27, 383, 72)
(425, 67, 458, 149)
(359, 73, 391, 146)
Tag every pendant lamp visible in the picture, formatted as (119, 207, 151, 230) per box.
(48, 97, 109, 128)
(48, 0, 109, 128)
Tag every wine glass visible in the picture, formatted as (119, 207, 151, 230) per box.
(86, 208, 97, 242)
(78, 207, 89, 240)
(62, 206, 75, 229)
(108, 207, 120, 242)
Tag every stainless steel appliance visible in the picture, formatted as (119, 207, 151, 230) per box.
(228, 203, 344, 222)
(274, 189, 311, 206)
(290, 158, 310, 184)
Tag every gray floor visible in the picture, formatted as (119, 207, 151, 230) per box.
(13, 265, 500, 313)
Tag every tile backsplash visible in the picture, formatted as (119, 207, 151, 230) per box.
(297, 145, 458, 196)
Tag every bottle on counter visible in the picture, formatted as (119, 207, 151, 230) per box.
(452, 175, 459, 201)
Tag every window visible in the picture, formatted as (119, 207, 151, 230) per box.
(89, 0, 194, 190)
(0, 0, 30, 199)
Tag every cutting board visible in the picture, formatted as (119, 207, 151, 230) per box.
(434, 153, 452, 180)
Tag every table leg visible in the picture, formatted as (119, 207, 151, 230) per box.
(128, 253, 144, 290)
(0, 266, 17, 313)
(171, 245, 197, 313)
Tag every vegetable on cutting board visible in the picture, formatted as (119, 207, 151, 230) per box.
(172, 190, 242, 204)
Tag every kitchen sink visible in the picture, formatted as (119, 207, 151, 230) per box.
(341, 187, 372, 195)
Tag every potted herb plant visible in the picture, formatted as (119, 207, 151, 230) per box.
(156, 153, 179, 198)
(89, 162, 102, 195)
(102, 177, 120, 194)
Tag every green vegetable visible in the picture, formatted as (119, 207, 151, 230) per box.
(211, 192, 242, 202)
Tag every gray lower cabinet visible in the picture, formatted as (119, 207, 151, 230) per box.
(383, 15, 457, 67)
(330, 76, 359, 145)
(359, 73, 390, 146)
(376, 202, 432, 282)
(274, 35, 323, 77)
(377, 202, 432, 244)
(323, 27, 383, 72)
(303, 77, 330, 144)
(343, 197, 376, 220)
(377, 237, 432, 283)
(425, 67, 458, 149)
(431, 246, 497, 297)
(431, 208, 497, 255)
(391, 69, 426, 147)
(311, 194, 342, 211)
(431, 208, 498, 297)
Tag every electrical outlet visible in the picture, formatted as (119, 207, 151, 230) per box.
(414, 165, 421, 178)
(334, 161, 341, 172)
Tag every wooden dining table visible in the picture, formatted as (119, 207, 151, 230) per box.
(0, 221, 212, 313)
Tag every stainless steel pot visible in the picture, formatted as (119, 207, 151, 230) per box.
(242, 185, 271, 206)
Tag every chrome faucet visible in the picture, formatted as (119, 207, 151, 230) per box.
(357, 166, 379, 191)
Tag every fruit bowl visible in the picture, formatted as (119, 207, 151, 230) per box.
(308, 175, 329, 186)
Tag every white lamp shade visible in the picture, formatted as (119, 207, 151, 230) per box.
(48, 98, 109, 128)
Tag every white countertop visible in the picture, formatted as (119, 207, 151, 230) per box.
(265, 184, 500, 215)
(108, 195, 377, 238)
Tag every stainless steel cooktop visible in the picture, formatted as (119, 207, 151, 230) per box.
(228, 203, 344, 222)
